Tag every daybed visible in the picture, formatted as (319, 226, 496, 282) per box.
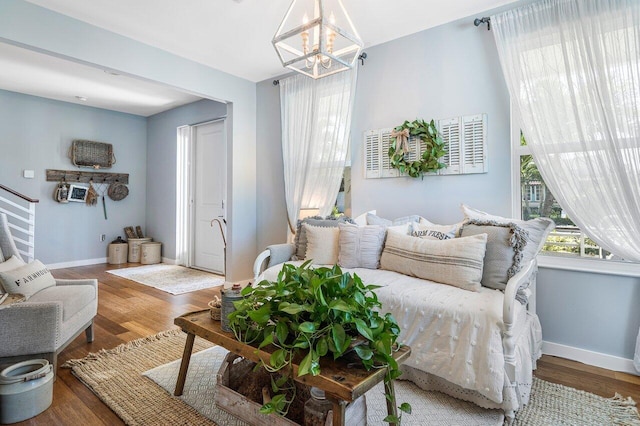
(253, 207, 553, 423)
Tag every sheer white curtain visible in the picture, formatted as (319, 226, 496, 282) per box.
(492, 0, 640, 372)
(279, 70, 357, 233)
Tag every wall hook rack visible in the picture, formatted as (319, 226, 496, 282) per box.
(46, 169, 129, 184)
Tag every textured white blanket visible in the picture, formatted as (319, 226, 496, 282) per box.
(260, 262, 528, 403)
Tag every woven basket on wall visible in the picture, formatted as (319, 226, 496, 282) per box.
(70, 140, 116, 169)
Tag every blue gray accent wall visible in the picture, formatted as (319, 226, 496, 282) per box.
(256, 80, 288, 250)
(146, 99, 227, 259)
(0, 89, 147, 264)
(256, 15, 640, 363)
(1, 0, 257, 280)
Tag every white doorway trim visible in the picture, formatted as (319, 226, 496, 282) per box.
(176, 118, 227, 272)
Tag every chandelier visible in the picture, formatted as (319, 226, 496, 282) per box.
(272, 0, 363, 79)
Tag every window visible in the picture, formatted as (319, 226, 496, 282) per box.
(515, 132, 612, 260)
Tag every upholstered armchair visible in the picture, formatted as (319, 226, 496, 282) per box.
(0, 213, 98, 373)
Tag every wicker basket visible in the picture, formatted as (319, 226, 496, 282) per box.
(208, 301, 222, 321)
(70, 140, 115, 169)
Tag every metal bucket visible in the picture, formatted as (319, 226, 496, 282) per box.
(0, 359, 54, 424)
(221, 283, 243, 332)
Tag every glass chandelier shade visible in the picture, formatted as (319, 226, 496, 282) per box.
(272, 0, 363, 79)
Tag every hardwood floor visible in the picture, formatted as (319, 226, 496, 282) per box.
(13, 263, 640, 425)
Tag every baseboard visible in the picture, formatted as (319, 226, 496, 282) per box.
(542, 341, 638, 375)
(47, 257, 107, 270)
(162, 257, 177, 265)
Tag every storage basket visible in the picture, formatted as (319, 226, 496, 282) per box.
(70, 140, 115, 169)
(128, 238, 152, 263)
(141, 242, 162, 265)
(108, 242, 128, 265)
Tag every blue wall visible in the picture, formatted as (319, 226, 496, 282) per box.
(0, 89, 147, 264)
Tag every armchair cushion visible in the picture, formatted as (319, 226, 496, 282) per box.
(29, 285, 96, 321)
(0, 260, 56, 299)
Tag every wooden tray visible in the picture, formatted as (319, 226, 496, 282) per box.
(215, 353, 367, 426)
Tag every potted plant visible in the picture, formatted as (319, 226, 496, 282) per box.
(228, 261, 411, 424)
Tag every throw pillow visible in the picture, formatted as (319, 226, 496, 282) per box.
(419, 217, 464, 236)
(338, 223, 386, 269)
(380, 231, 487, 292)
(353, 210, 376, 227)
(0, 259, 56, 299)
(460, 221, 528, 291)
(366, 213, 421, 227)
(461, 204, 555, 255)
(411, 221, 457, 240)
(387, 223, 412, 235)
(304, 224, 340, 265)
(0, 255, 26, 294)
(293, 216, 354, 260)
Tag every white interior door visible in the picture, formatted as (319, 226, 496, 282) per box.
(192, 120, 226, 274)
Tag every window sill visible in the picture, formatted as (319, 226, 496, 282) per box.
(537, 254, 640, 278)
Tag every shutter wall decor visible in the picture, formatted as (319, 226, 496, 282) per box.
(363, 113, 487, 178)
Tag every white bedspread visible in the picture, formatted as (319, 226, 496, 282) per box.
(259, 262, 528, 404)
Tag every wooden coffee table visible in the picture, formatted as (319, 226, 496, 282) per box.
(174, 310, 411, 426)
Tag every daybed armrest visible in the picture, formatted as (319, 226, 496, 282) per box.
(253, 243, 295, 281)
(0, 301, 62, 357)
(503, 259, 537, 329)
(501, 259, 538, 398)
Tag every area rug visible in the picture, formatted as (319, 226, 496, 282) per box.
(106, 264, 224, 294)
(64, 330, 640, 426)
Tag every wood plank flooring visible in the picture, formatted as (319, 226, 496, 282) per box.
(13, 263, 640, 425)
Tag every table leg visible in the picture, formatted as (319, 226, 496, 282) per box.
(384, 378, 398, 426)
(174, 332, 195, 396)
(326, 395, 346, 426)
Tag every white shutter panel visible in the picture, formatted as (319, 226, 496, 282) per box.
(437, 117, 461, 175)
(364, 130, 381, 178)
(462, 114, 488, 174)
(364, 128, 398, 178)
(380, 128, 398, 178)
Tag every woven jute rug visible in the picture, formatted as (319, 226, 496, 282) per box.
(106, 264, 224, 294)
(64, 330, 640, 426)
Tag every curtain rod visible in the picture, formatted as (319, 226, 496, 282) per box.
(474, 17, 491, 30)
(273, 52, 368, 86)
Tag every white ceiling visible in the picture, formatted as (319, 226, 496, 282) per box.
(2, 0, 518, 116)
(0, 42, 202, 116)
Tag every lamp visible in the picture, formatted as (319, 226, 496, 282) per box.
(272, 0, 363, 79)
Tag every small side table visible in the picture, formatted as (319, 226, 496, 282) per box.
(0, 294, 26, 309)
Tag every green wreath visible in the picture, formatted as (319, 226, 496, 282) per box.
(389, 119, 447, 178)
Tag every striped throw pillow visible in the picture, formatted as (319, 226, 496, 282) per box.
(380, 231, 487, 292)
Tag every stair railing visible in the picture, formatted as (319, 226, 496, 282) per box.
(0, 184, 39, 262)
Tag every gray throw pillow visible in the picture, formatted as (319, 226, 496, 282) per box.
(461, 204, 555, 256)
(460, 221, 524, 291)
(293, 216, 354, 260)
(338, 223, 386, 269)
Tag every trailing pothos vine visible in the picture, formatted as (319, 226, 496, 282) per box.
(228, 261, 411, 424)
(389, 119, 447, 178)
